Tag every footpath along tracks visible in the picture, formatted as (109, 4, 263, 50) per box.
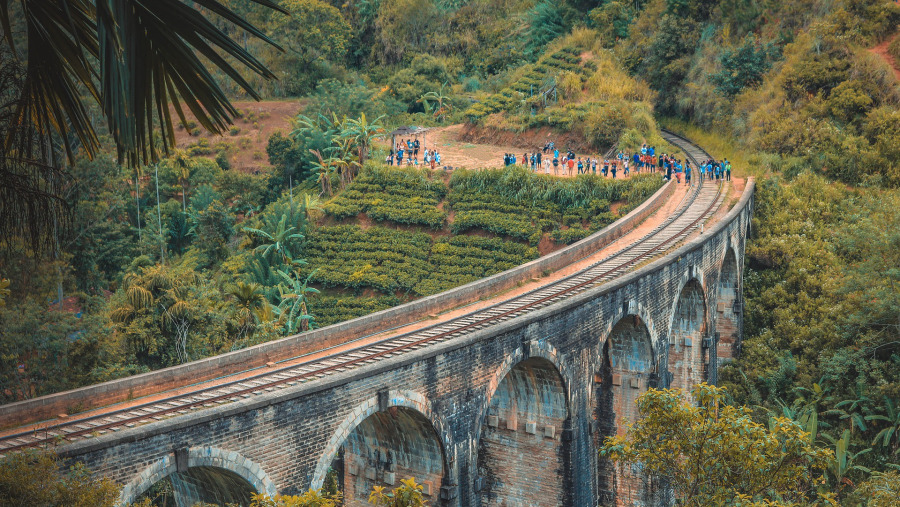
(0, 129, 722, 456)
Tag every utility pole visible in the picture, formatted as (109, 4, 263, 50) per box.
(155, 164, 165, 264)
(47, 140, 63, 310)
(135, 168, 142, 256)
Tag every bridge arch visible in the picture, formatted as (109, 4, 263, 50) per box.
(311, 390, 451, 505)
(118, 446, 275, 506)
(594, 312, 656, 505)
(476, 352, 571, 506)
(715, 246, 741, 366)
(665, 274, 710, 394)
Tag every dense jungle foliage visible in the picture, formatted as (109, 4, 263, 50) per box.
(0, 153, 661, 400)
(2, 0, 900, 503)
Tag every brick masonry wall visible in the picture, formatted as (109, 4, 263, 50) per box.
(58, 182, 754, 507)
(478, 358, 568, 507)
(715, 249, 740, 368)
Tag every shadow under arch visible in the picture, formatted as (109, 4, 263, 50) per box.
(665, 277, 710, 393)
(119, 446, 276, 506)
(594, 313, 656, 506)
(715, 246, 741, 367)
(476, 355, 571, 506)
(311, 391, 450, 506)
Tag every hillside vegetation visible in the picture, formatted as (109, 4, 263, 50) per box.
(597, 0, 900, 496)
(0, 158, 661, 399)
(2, 0, 900, 502)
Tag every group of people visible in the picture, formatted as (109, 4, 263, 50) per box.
(388, 138, 442, 169)
(504, 146, 639, 178)
(501, 142, 732, 184)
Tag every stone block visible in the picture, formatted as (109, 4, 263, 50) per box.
(421, 480, 433, 496)
(525, 421, 536, 434)
(505, 413, 517, 431)
(629, 378, 641, 389)
(544, 425, 556, 439)
(487, 415, 499, 427)
(612, 374, 622, 386)
(384, 471, 396, 486)
(348, 462, 358, 476)
(364, 467, 376, 481)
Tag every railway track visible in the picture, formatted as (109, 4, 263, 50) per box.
(0, 130, 723, 456)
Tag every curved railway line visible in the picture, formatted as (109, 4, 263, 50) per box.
(0, 129, 724, 456)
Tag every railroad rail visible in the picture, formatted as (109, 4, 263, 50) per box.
(0, 130, 723, 456)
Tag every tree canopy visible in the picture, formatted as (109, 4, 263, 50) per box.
(600, 383, 835, 505)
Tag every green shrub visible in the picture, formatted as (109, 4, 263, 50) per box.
(323, 166, 447, 228)
(550, 227, 592, 244)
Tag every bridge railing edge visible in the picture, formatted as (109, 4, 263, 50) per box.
(0, 177, 675, 428)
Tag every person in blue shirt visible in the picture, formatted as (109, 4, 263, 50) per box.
(685, 162, 692, 186)
(633, 152, 641, 172)
(554, 148, 559, 160)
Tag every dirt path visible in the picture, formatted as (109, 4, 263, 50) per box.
(383, 124, 646, 179)
(869, 34, 900, 82)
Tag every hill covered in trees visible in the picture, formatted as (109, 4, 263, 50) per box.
(1, 0, 900, 503)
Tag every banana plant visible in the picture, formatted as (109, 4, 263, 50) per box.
(275, 268, 319, 334)
(340, 112, 385, 165)
(866, 397, 900, 454)
(308, 149, 340, 196)
(826, 387, 874, 435)
(824, 429, 871, 494)
(418, 83, 453, 122)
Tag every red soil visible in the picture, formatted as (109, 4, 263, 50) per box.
(169, 100, 301, 173)
(869, 34, 900, 82)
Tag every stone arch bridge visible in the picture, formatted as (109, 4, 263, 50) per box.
(2, 139, 753, 506)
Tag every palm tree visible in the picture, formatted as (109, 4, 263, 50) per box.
(226, 281, 266, 339)
(341, 113, 385, 166)
(0, 1, 285, 252)
(418, 83, 453, 122)
(172, 151, 192, 212)
(242, 214, 305, 266)
(275, 268, 319, 333)
(163, 285, 193, 364)
(1, 0, 284, 168)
